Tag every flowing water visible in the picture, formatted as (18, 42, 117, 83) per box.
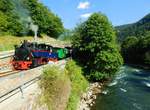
(94, 66, 150, 110)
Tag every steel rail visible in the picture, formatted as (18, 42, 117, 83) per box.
(0, 71, 20, 77)
(0, 50, 14, 59)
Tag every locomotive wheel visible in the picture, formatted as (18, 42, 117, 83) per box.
(32, 59, 38, 68)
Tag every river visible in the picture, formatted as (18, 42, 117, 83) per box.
(93, 65, 150, 110)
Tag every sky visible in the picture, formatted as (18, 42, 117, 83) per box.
(41, 0, 150, 29)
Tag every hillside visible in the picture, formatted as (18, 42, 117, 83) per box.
(0, 35, 69, 51)
(118, 13, 150, 67)
(116, 13, 150, 42)
(0, 0, 64, 38)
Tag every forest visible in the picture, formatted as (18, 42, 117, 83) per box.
(116, 14, 150, 67)
(0, 0, 64, 38)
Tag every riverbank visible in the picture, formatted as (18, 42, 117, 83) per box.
(78, 82, 103, 110)
(127, 63, 150, 71)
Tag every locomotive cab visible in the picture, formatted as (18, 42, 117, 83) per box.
(12, 40, 32, 70)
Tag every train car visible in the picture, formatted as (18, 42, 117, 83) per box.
(12, 40, 71, 70)
(53, 47, 67, 59)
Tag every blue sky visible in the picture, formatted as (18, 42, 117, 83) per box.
(41, 0, 150, 29)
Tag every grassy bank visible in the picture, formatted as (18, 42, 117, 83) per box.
(0, 35, 33, 51)
(39, 60, 89, 110)
(0, 35, 70, 51)
(40, 66, 71, 110)
(65, 60, 89, 110)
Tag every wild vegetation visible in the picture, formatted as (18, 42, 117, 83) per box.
(72, 13, 123, 81)
(0, 35, 33, 51)
(40, 66, 71, 110)
(0, 35, 66, 51)
(23, 0, 64, 38)
(40, 60, 88, 110)
(116, 13, 150, 42)
(0, 0, 23, 36)
(0, 0, 64, 38)
(117, 13, 150, 67)
(65, 60, 88, 110)
(121, 33, 150, 66)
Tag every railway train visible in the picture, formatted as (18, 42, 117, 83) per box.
(12, 40, 72, 70)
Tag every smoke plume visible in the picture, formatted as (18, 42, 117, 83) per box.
(12, 0, 39, 40)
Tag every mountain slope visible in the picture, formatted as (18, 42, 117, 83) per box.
(0, 0, 64, 38)
(116, 13, 150, 42)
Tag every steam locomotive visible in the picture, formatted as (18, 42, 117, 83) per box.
(12, 40, 72, 70)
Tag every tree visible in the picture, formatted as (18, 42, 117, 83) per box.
(0, 0, 64, 37)
(72, 13, 123, 81)
(23, 0, 64, 38)
(0, 12, 9, 34)
(0, 0, 13, 13)
(139, 33, 150, 65)
(121, 33, 150, 66)
(121, 36, 139, 63)
(0, 0, 23, 36)
(116, 13, 150, 42)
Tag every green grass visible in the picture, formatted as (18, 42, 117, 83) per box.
(39, 60, 89, 110)
(0, 35, 70, 51)
(0, 35, 33, 51)
(65, 60, 89, 110)
(40, 66, 71, 110)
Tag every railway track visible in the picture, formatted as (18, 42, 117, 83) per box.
(0, 62, 14, 74)
(0, 70, 20, 77)
(0, 51, 14, 74)
(0, 51, 14, 59)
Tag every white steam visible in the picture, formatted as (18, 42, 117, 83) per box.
(28, 17, 39, 41)
(30, 23, 38, 41)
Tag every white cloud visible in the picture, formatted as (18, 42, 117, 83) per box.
(77, 1, 90, 9)
(80, 13, 92, 19)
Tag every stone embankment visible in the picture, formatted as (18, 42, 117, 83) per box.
(78, 82, 103, 110)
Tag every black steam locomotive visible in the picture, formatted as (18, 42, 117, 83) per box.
(12, 40, 72, 70)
